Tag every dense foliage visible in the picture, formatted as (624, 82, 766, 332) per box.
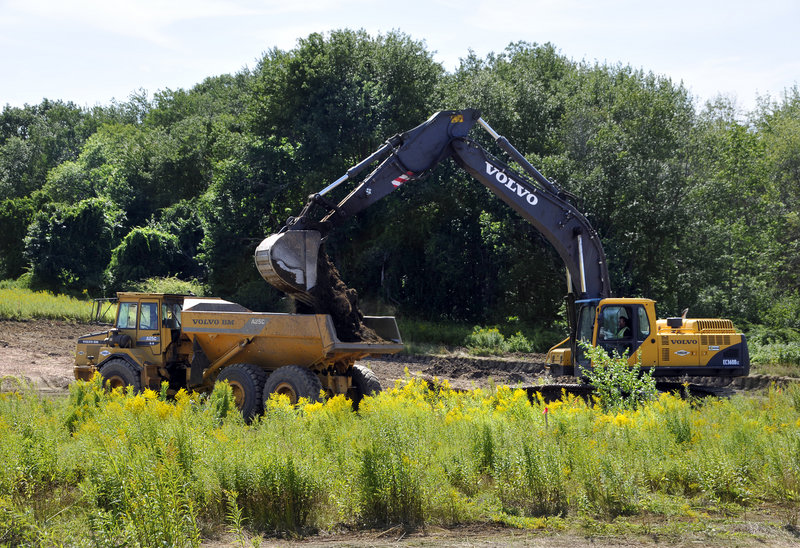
(2, 375, 800, 543)
(1, 29, 798, 333)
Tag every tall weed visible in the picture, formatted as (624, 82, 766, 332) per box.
(0, 286, 95, 321)
(0, 373, 799, 542)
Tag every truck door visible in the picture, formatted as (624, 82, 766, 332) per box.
(574, 302, 598, 370)
(634, 305, 657, 366)
(136, 300, 162, 357)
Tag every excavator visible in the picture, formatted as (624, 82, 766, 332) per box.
(255, 109, 749, 379)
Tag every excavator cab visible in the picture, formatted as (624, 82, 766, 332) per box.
(567, 298, 658, 376)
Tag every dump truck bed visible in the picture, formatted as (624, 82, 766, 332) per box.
(181, 298, 403, 370)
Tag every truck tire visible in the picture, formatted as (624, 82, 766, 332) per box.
(263, 365, 323, 405)
(100, 359, 142, 392)
(350, 364, 382, 409)
(216, 363, 267, 421)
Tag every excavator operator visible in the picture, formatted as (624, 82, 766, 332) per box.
(616, 316, 631, 339)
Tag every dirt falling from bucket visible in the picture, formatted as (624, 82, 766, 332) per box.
(294, 246, 382, 343)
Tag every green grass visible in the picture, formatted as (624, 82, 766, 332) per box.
(397, 318, 562, 354)
(1, 375, 800, 544)
(747, 326, 800, 376)
(396, 319, 473, 347)
(0, 285, 97, 322)
(751, 342, 800, 369)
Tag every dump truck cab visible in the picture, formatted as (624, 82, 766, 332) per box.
(546, 297, 750, 377)
(74, 292, 187, 389)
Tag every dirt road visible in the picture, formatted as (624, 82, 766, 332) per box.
(0, 319, 549, 393)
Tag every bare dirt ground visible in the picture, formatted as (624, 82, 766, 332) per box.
(0, 319, 87, 393)
(0, 319, 549, 394)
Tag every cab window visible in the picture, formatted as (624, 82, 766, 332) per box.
(598, 306, 632, 341)
(637, 306, 650, 340)
(117, 302, 138, 329)
(161, 302, 182, 328)
(139, 302, 158, 330)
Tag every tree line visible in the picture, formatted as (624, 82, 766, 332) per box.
(1, 30, 798, 332)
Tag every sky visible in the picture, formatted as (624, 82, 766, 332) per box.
(0, 0, 798, 113)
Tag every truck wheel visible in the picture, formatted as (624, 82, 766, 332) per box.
(263, 365, 323, 405)
(100, 359, 142, 392)
(350, 364, 382, 409)
(217, 364, 267, 420)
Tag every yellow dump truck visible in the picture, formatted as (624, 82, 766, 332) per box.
(74, 292, 402, 418)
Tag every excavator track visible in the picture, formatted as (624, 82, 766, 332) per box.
(526, 375, 799, 403)
(365, 355, 796, 403)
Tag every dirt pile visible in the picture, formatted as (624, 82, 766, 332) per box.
(294, 246, 382, 343)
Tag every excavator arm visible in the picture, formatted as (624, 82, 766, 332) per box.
(255, 109, 610, 305)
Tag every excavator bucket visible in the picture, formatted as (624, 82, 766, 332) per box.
(254, 230, 321, 303)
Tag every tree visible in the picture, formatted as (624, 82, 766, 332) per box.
(106, 227, 187, 289)
(558, 64, 695, 311)
(24, 198, 122, 293)
(242, 29, 447, 313)
(147, 199, 204, 280)
(249, 29, 442, 199)
(42, 161, 94, 203)
(197, 135, 293, 311)
(686, 97, 773, 322)
(0, 99, 100, 199)
(0, 197, 36, 278)
(753, 87, 800, 327)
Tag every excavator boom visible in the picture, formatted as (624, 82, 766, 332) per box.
(256, 109, 609, 305)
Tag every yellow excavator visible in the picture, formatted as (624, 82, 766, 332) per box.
(256, 109, 749, 379)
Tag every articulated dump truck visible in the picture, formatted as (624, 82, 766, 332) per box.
(74, 292, 402, 418)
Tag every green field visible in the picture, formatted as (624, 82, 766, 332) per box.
(0, 285, 98, 322)
(1, 374, 800, 545)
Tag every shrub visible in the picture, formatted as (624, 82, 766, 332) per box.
(466, 326, 535, 354)
(504, 331, 534, 353)
(129, 276, 205, 296)
(0, 197, 35, 279)
(750, 342, 800, 367)
(580, 342, 657, 412)
(466, 326, 505, 355)
(106, 227, 189, 289)
(24, 198, 122, 294)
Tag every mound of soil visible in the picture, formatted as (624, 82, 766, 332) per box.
(294, 246, 382, 342)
